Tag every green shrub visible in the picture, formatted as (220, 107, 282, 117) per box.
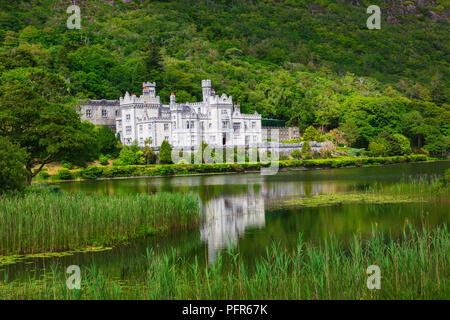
(119, 146, 139, 165)
(80, 166, 104, 179)
(112, 159, 124, 166)
(291, 149, 301, 160)
(303, 126, 320, 142)
(143, 146, 157, 165)
(348, 148, 363, 157)
(99, 154, 109, 166)
(37, 171, 50, 179)
(282, 138, 301, 144)
(369, 141, 387, 157)
(159, 140, 173, 164)
(62, 160, 73, 169)
(57, 168, 73, 180)
(301, 141, 312, 159)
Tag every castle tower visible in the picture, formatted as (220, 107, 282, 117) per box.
(170, 92, 176, 105)
(143, 82, 156, 98)
(202, 79, 211, 102)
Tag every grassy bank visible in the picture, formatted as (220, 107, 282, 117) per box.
(0, 192, 199, 255)
(1, 226, 447, 299)
(35, 154, 429, 182)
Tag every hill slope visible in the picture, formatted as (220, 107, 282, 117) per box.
(0, 0, 448, 150)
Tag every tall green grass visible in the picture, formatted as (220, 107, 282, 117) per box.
(367, 176, 450, 199)
(0, 192, 199, 255)
(1, 226, 448, 299)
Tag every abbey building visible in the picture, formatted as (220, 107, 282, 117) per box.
(80, 80, 262, 148)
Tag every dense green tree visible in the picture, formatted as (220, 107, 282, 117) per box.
(0, 71, 97, 184)
(340, 118, 359, 147)
(159, 140, 173, 164)
(424, 133, 450, 156)
(0, 136, 27, 192)
(393, 134, 412, 155)
(96, 126, 120, 157)
(401, 111, 428, 148)
(303, 126, 320, 142)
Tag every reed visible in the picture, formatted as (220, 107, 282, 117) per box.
(0, 191, 199, 255)
(282, 176, 449, 208)
(1, 225, 448, 299)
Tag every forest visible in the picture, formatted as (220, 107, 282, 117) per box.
(0, 0, 448, 153)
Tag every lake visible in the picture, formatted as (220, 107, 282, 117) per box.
(2, 161, 449, 282)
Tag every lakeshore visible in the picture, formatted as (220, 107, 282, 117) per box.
(33, 154, 431, 183)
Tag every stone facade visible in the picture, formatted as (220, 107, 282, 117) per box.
(262, 126, 300, 142)
(79, 100, 120, 130)
(114, 80, 262, 148)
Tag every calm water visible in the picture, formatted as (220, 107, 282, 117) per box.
(2, 161, 449, 281)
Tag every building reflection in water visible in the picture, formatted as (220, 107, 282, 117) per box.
(200, 184, 265, 263)
(198, 178, 350, 263)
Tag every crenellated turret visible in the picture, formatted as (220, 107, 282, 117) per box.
(143, 81, 156, 98)
(202, 79, 211, 102)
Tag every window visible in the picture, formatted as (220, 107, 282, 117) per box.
(186, 121, 190, 129)
(102, 110, 107, 118)
(164, 123, 169, 131)
(221, 109, 227, 115)
(173, 122, 176, 129)
(139, 125, 143, 134)
(190, 121, 195, 129)
(126, 114, 131, 121)
(222, 121, 229, 129)
(209, 123, 212, 129)
(191, 136, 195, 145)
(233, 123, 241, 134)
(148, 123, 152, 130)
(252, 121, 256, 129)
(139, 137, 143, 144)
(126, 126, 132, 135)
(208, 111, 211, 116)
(126, 138, 132, 144)
(245, 122, 248, 130)
(117, 120, 122, 127)
(201, 121, 204, 130)
(165, 136, 169, 141)
(198, 108, 201, 113)
(86, 109, 91, 118)
(115, 110, 119, 117)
